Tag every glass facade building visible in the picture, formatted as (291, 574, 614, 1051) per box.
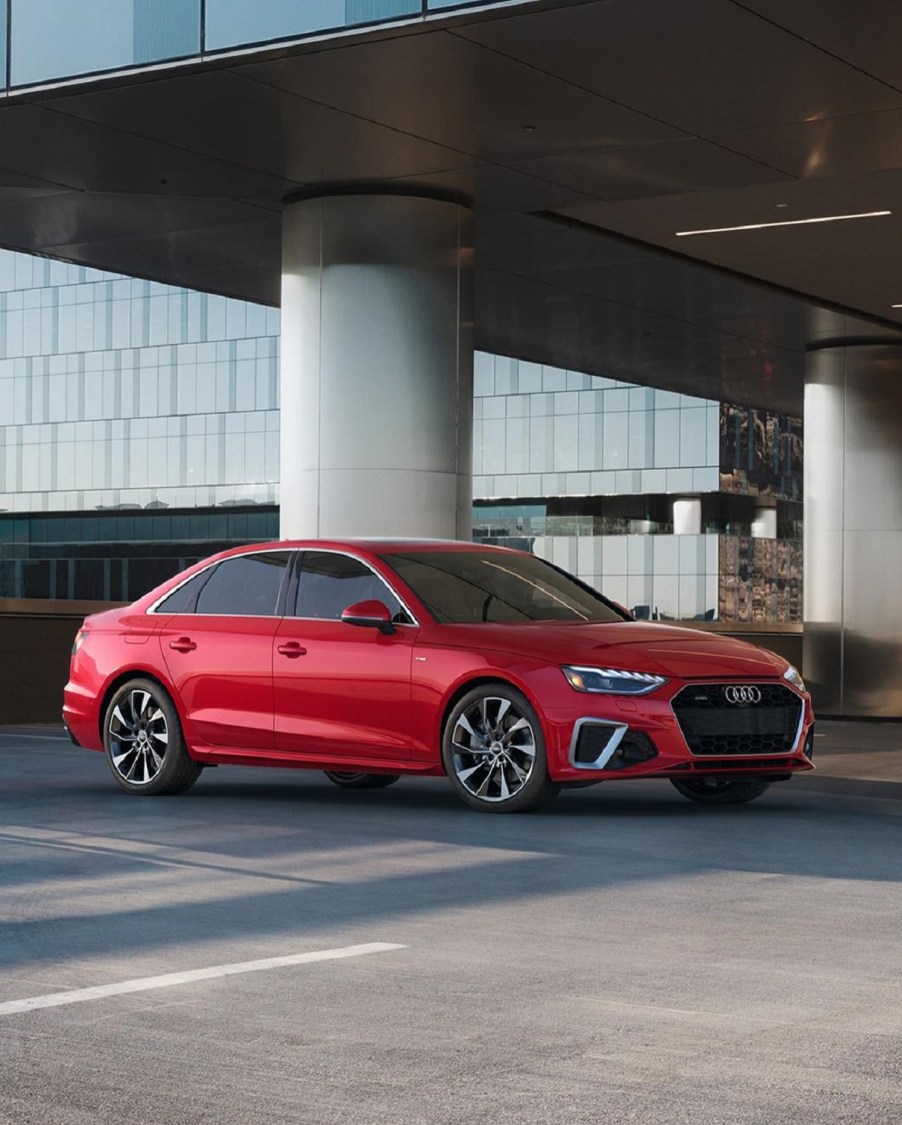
(0, 253, 280, 514)
(0, 249, 802, 620)
(1, 1, 531, 89)
(472, 354, 802, 624)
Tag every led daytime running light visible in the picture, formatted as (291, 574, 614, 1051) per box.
(562, 665, 667, 695)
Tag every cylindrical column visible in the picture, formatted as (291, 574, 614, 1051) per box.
(804, 343, 902, 716)
(280, 192, 474, 540)
(672, 498, 701, 535)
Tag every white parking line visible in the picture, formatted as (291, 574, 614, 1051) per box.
(0, 942, 407, 1017)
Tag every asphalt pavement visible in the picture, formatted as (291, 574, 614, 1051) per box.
(1, 722, 900, 1124)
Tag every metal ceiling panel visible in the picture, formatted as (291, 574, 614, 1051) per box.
(53, 68, 477, 191)
(712, 109, 902, 181)
(474, 264, 806, 415)
(739, 0, 902, 91)
(0, 102, 293, 200)
(236, 28, 686, 163)
(453, 0, 902, 134)
(558, 168, 902, 321)
(0, 190, 270, 257)
(511, 137, 790, 203)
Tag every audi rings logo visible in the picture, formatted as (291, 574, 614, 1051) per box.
(724, 685, 762, 705)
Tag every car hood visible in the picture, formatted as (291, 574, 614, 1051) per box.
(434, 621, 789, 679)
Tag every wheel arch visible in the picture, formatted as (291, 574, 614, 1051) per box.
(437, 672, 546, 771)
(97, 668, 185, 748)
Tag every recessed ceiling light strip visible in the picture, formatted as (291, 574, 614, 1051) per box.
(676, 211, 891, 237)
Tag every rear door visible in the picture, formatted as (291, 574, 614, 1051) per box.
(273, 550, 417, 761)
(158, 550, 292, 750)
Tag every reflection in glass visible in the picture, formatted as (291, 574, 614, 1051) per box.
(205, 0, 420, 51)
(0, 4, 6, 87)
(10, 0, 201, 86)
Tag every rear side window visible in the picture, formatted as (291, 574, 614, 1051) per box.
(194, 552, 291, 617)
(153, 568, 213, 615)
(295, 551, 411, 623)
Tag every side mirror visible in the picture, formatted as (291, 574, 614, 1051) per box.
(340, 599, 395, 635)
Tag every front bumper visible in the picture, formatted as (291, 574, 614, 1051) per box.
(546, 678, 814, 783)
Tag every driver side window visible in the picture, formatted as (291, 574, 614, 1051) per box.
(294, 552, 412, 623)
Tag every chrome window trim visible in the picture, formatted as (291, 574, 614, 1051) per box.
(669, 682, 808, 758)
(146, 547, 292, 617)
(568, 718, 630, 771)
(286, 547, 420, 628)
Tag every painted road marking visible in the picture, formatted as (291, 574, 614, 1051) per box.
(0, 943, 407, 1017)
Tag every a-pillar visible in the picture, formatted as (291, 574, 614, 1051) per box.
(280, 191, 474, 540)
(804, 343, 902, 716)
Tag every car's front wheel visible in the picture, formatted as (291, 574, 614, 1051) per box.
(103, 678, 202, 796)
(323, 771, 400, 789)
(442, 683, 560, 813)
(670, 778, 771, 805)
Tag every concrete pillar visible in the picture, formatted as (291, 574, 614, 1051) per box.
(751, 506, 777, 539)
(280, 191, 474, 540)
(804, 344, 902, 716)
(672, 498, 701, 535)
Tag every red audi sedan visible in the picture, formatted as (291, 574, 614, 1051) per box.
(63, 539, 814, 813)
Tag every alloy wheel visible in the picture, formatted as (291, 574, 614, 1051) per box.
(107, 688, 170, 786)
(449, 695, 537, 803)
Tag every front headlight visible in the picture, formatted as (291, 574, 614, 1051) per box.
(562, 665, 668, 695)
(783, 664, 807, 693)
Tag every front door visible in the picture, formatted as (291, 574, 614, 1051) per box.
(273, 550, 417, 762)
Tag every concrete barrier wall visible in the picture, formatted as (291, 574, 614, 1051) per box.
(0, 602, 806, 727)
(0, 600, 119, 725)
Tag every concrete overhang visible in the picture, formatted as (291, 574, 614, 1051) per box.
(2, 0, 902, 415)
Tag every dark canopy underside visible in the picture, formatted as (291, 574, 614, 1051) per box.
(3, 0, 902, 414)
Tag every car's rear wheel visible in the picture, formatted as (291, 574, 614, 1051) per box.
(442, 683, 560, 813)
(670, 778, 771, 805)
(103, 678, 202, 796)
(323, 771, 400, 789)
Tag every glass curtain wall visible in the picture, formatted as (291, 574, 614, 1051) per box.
(0, 252, 280, 515)
(0, 250, 803, 620)
(9, 0, 201, 86)
(205, 1, 419, 50)
(2, 2, 534, 89)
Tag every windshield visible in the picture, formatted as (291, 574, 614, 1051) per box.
(380, 550, 628, 625)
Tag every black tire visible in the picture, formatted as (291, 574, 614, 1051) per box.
(323, 771, 400, 790)
(103, 678, 202, 796)
(670, 778, 771, 805)
(442, 682, 560, 813)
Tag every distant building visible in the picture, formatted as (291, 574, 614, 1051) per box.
(0, 252, 801, 621)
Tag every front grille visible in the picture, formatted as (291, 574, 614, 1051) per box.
(671, 683, 803, 756)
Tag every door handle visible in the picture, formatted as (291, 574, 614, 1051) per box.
(169, 637, 197, 653)
(277, 642, 307, 658)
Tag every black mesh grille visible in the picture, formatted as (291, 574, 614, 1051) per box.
(671, 683, 803, 756)
(603, 732, 658, 771)
(573, 724, 617, 764)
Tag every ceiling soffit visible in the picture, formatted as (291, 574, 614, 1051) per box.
(0, 0, 898, 409)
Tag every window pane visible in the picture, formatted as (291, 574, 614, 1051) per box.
(0, 4, 7, 87)
(295, 551, 407, 621)
(382, 549, 626, 624)
(195, 552, 290, 616)
(11, 0, 201, 86)
(206, 0, 419, 51)
(154, 567, 213, 614)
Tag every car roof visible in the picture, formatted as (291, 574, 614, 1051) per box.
(233, 538, 521, 555)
